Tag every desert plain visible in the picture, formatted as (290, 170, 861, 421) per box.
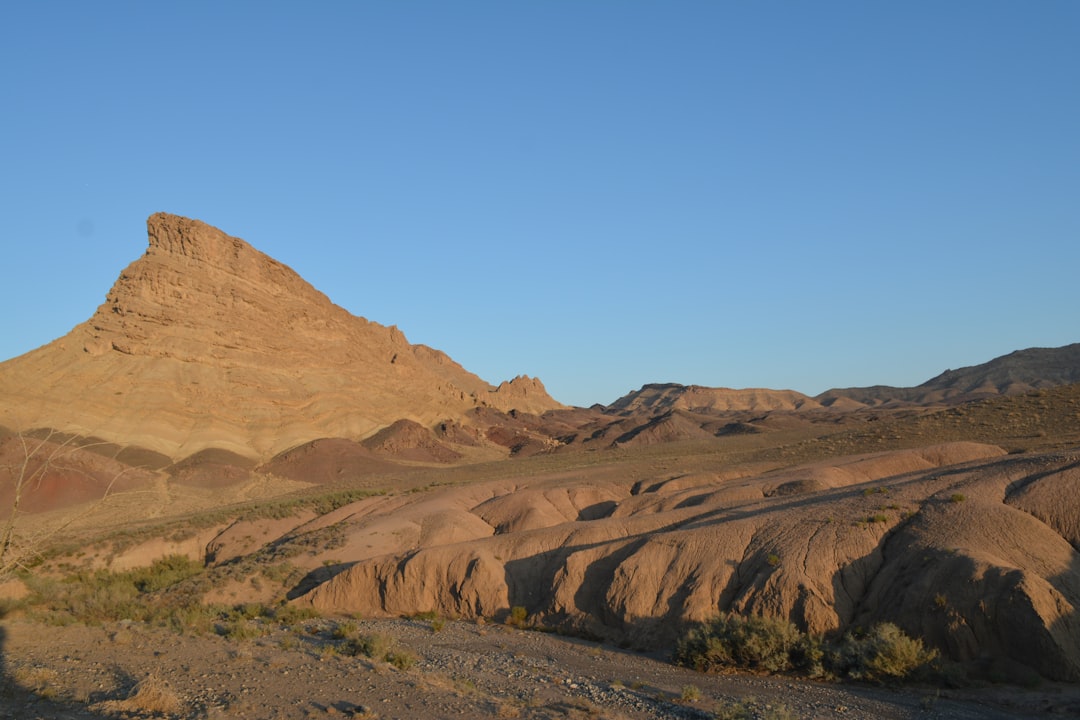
(0, 214, 1078, 719)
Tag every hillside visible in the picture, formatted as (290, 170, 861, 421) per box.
(817, 343, 1080, 407)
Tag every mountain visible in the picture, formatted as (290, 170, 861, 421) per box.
(817, 343, 1080, 407)
(0, 213, 562, 461)
(607, 383, 821, 414)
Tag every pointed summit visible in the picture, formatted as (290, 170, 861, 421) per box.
(0, 214, 562, 460)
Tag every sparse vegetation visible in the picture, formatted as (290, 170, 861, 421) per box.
(414, 609, 447, 632)
(23, 553, 205, 626)
(340, 630, 415, 668)
(675, 613, 937, 683)
(949, 493, 966, 503)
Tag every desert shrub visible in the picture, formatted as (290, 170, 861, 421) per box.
(715, 698, 795, 720)
(412, 609, 446, 631)
(220, 618, 267, 640)
(13, 666, 60, 699)
(235, 601, 272, 620)
(714, 700, 752, 720)
(507, 605, 529, 628)
(261, 561, 299, 584)
(385, 648, 417, 670)
(674, 613, 816, 674)
(333, 619, 358, 639)
(94, 674, 182, 716)
(949, 493, 966, 503)
(680, 684, 701, 702)
(213, 603, 276, 640)
(828, 623, 938, 682)
(128, 554, 203, 592)
(343, 632, 395, 660)
(166, 602, 219, 636)
(676, 615, 932, 683)
(342, 631, 416, 669)
(272, 602, 320, 626)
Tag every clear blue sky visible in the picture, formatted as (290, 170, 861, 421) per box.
(2, 2, 1078, 407)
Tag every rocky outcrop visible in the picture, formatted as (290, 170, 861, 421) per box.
(0, 214, 563, 461)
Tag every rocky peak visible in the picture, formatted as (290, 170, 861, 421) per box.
(0, 214, 563, 460)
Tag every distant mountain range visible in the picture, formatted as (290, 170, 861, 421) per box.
(610, 343, 1080, 414)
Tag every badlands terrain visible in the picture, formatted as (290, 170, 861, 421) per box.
(0, 214, 1078, 719)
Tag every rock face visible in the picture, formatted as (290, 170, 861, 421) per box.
(0, 213, 562, 460)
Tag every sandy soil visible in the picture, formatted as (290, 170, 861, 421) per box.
(3, 616, 1078, 720)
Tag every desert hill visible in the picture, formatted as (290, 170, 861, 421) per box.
(291, 440, 1080, 681)
(817, 343, 1080, 407)
(607, 383, 821, 414)
(0, 213, 562, 462)
(609, 344, 1080, 415)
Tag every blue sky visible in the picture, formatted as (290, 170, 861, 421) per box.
(2, 1, 1078, 407)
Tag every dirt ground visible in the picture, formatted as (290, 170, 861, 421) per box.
(3, 616, 1079, 720)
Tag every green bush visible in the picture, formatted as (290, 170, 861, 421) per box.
(507, 605, 529, 628)
(675, 615, 935, 683)
(674, 613, 817, 674)
(385, 648, 417, 670)
(332, 619, 358, 639)
(342, 631, 416, 669)
(129, 554, 203, 592)
(343, 632, 394, 660)
(830, 623, 938, 682)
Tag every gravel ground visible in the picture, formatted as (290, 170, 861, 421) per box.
(2, 617, 1077, 720)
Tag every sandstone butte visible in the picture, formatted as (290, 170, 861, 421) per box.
(0, 213, 563, 461)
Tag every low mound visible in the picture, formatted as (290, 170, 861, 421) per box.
(258, 438, 403, 484)
(167, 448, 258, 489)
(612, 411, 716, 447)
(361, 419, 462, 463)
(0, 434, 154, 514)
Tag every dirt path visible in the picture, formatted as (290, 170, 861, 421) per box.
(2, 617, 1076, 719)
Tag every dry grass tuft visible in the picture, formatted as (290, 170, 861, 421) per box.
(13, 665, 60, 698)
(94, 673, 183, 715)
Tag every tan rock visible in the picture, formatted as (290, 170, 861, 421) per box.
(0, 213, 562, 461)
